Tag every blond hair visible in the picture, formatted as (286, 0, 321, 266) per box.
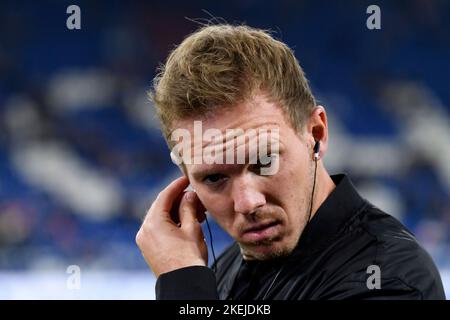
(150, 24, 316, 145)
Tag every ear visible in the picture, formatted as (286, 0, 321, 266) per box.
(306, 105, 329, 160)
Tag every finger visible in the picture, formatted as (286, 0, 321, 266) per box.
(153, 176, 190, 214)
(169, 191, 186, 225)
(178, 191, 200, 228)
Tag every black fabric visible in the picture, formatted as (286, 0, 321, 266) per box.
(155, 174, 446, 300)
(156, 266, 219, 300)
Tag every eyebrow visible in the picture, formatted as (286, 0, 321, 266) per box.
(191, 163, 241, 181)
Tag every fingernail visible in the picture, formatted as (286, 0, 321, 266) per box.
(185, 191, 194, 202)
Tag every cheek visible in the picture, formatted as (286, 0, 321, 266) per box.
(269, 156, 310, 214)
(196, 191, 235, 227)
(270, 160, 303, 195)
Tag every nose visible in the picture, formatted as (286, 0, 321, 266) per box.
(232, 175, 266, 215)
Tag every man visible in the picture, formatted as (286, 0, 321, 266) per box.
(136, 24, 445, 299)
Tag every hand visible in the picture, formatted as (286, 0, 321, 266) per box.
(136, 176, 208, 277)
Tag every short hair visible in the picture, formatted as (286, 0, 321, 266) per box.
(150, 24, 316, 146)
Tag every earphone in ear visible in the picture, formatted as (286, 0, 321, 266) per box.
(313, 140, 320, 161)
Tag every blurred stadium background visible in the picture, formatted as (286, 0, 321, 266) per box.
(0, 0, 449, 299)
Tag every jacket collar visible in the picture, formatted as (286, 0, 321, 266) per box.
(289, 173, 369, 258)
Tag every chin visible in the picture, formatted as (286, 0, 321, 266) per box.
(239, 239, 296, 261)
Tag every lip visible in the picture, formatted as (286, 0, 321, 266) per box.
(241, 221, 280, 242)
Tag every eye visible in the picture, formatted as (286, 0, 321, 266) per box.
(202, 173, 227, 185)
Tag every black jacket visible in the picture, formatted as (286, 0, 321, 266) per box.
(156, 174, 446, 300)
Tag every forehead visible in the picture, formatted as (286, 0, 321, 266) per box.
(173, 94, 291, 133)
(169, 93, 303, 175)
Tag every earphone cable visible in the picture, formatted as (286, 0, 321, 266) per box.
(307, 157, 318, 223)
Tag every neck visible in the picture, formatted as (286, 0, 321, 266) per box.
(309, 162, 335, 221)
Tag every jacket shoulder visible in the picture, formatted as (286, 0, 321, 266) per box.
(356, 204, 445, 299)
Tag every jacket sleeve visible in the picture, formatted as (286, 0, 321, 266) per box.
(155, 266, 219, 300)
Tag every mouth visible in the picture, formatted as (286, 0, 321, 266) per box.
(241, 221, 281, 243)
